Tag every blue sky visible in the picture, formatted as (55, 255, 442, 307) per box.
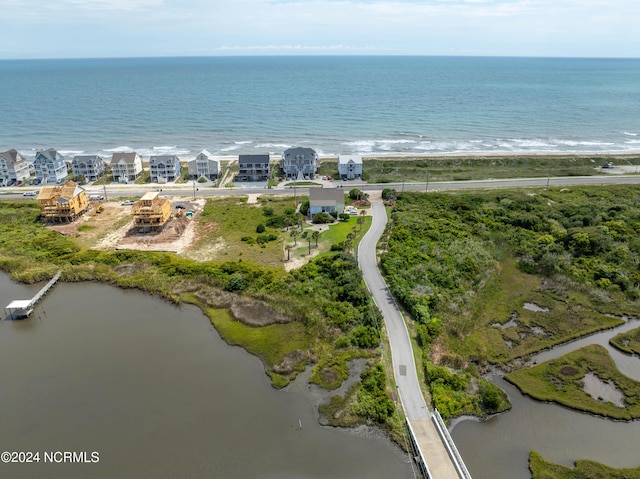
(1, 0, 637, 59)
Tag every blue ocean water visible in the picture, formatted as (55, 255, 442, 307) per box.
(1, 56, 639, 160)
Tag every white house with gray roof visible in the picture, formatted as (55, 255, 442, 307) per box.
(281, 147, 318, 180)
(188, 150, 220, 180)
(72, 154, 105, 182)
(0, 149, 30, 185)
(34, 148, 68, 184)
(149, 155, 181, 183)
(338, 154, 363, 180)
(110, 152, 143, 183)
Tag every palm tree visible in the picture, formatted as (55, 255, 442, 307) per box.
(285, 244, 292, 261)
(290, 229, 299, 246)
(311, 230, 320, 247)
(358, 210, 366, 231)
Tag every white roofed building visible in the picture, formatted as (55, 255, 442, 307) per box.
(338, 155, 363, 180)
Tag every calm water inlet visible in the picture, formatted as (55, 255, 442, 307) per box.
(0, 274, 412, 478)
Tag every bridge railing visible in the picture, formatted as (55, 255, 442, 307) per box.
(405, 419, 434, 479)
(432, 409, 472, 479)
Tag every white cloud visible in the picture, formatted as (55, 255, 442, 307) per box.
(0, 0, 638, 58)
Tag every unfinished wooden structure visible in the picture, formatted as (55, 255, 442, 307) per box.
(37, 181, 88, 223)
(132, 191, 171, 232)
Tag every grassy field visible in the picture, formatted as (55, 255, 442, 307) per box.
(190, 196, 370, 268)
(610, 327, 640, 356)
(506, 344, 640, 420)
(318, 153, 640, 184)
(529, 451, 640, 479)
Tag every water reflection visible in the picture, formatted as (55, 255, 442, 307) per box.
(0, 275, 412, 479)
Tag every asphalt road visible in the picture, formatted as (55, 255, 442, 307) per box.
(3, 174, 639, 201)
(357, 202, 431, 421)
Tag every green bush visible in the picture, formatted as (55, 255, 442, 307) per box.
(312, 212, 334, 224)
(256, 223, 265, 233)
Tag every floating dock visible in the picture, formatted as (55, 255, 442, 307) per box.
(4, 271, 61, 319)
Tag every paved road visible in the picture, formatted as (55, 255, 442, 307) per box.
(358, 202, 429, 420)
(3, 174, 640, 201)
(358, 201, 463, 478)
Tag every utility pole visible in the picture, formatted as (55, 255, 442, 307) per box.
(103, 181, 108, 201)
(425, 170, 429, 194)
(193, 179, 196, 200)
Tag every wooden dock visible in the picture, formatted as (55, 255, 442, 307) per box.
(3, 271, 61, 319)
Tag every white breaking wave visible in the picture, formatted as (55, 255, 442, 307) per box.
(623, 131, 638, 136)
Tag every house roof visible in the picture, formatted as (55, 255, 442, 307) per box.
(38, 181, 84, 201)
(140, 191, 159, 201)
(36, 148, 63, 162)
(283, 147, 317, 160)
(73, 154, 104, 164)
(309, 188, 344, 206)
(197, 149, 212, 158)
(0, 149, 26, 165)
(239, 154, 270, 166)
(338, 154, 363, 165)
(149, 155, 180, 164)
(111, 152, 140, 164)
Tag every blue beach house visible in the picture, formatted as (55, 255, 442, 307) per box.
(149, 155, 181, 183)
(34, 148, 68, 184)
(309, 188, 345, 216)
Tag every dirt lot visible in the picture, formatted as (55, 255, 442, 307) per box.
(49, 197, 206, 254)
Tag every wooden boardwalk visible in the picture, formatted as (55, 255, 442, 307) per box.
(4, 271, 61, 319)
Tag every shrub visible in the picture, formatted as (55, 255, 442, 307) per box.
(256, 223, 265, 233)
(312, 212, 334, 224)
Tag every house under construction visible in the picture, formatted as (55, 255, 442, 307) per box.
(132, 191, 171, 232)
(37, 181, 88, 223)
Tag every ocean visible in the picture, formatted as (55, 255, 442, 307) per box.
(1, 56, 639, 160)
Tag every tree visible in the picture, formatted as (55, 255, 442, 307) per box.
(285, 244, 292, 261)
(290, 229, 299, 246)
(358, 210, 366, 231)
(307, 236, 312, 255)
(311, 230, 320, 247)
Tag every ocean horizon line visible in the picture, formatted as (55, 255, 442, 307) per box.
(2, 54, 640, 62)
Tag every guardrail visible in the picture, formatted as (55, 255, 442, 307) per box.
(405, 419, 434, 479)
(432, 409, 472, 479)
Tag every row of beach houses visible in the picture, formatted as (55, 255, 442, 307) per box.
(35, 179, 346, 228)
(0, 147, 363, 186)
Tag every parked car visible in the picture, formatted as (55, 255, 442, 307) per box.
(23, 191, 38, 197)
(121, 200, 135, 206)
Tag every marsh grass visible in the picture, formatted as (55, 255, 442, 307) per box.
(529, 451, 640, 479)
(610, 327, 640, 356)
(506, 344, 640, 420)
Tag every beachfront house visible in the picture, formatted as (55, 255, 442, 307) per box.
(110, 152, 143, 183)
(187, 150, 220, 181)
(37, 180, 88, 223)
(149, 155, 181, 183)
(308, 188, 345, 216)
(281, 147, 318, 180)
(71, 154, 105, 182)
(132, 191, 171, 232)
(338, 154, 363, 180)
(236, 154, 271, 182)
(0, 149, 30, 186)
(34, 148, 68, 185)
